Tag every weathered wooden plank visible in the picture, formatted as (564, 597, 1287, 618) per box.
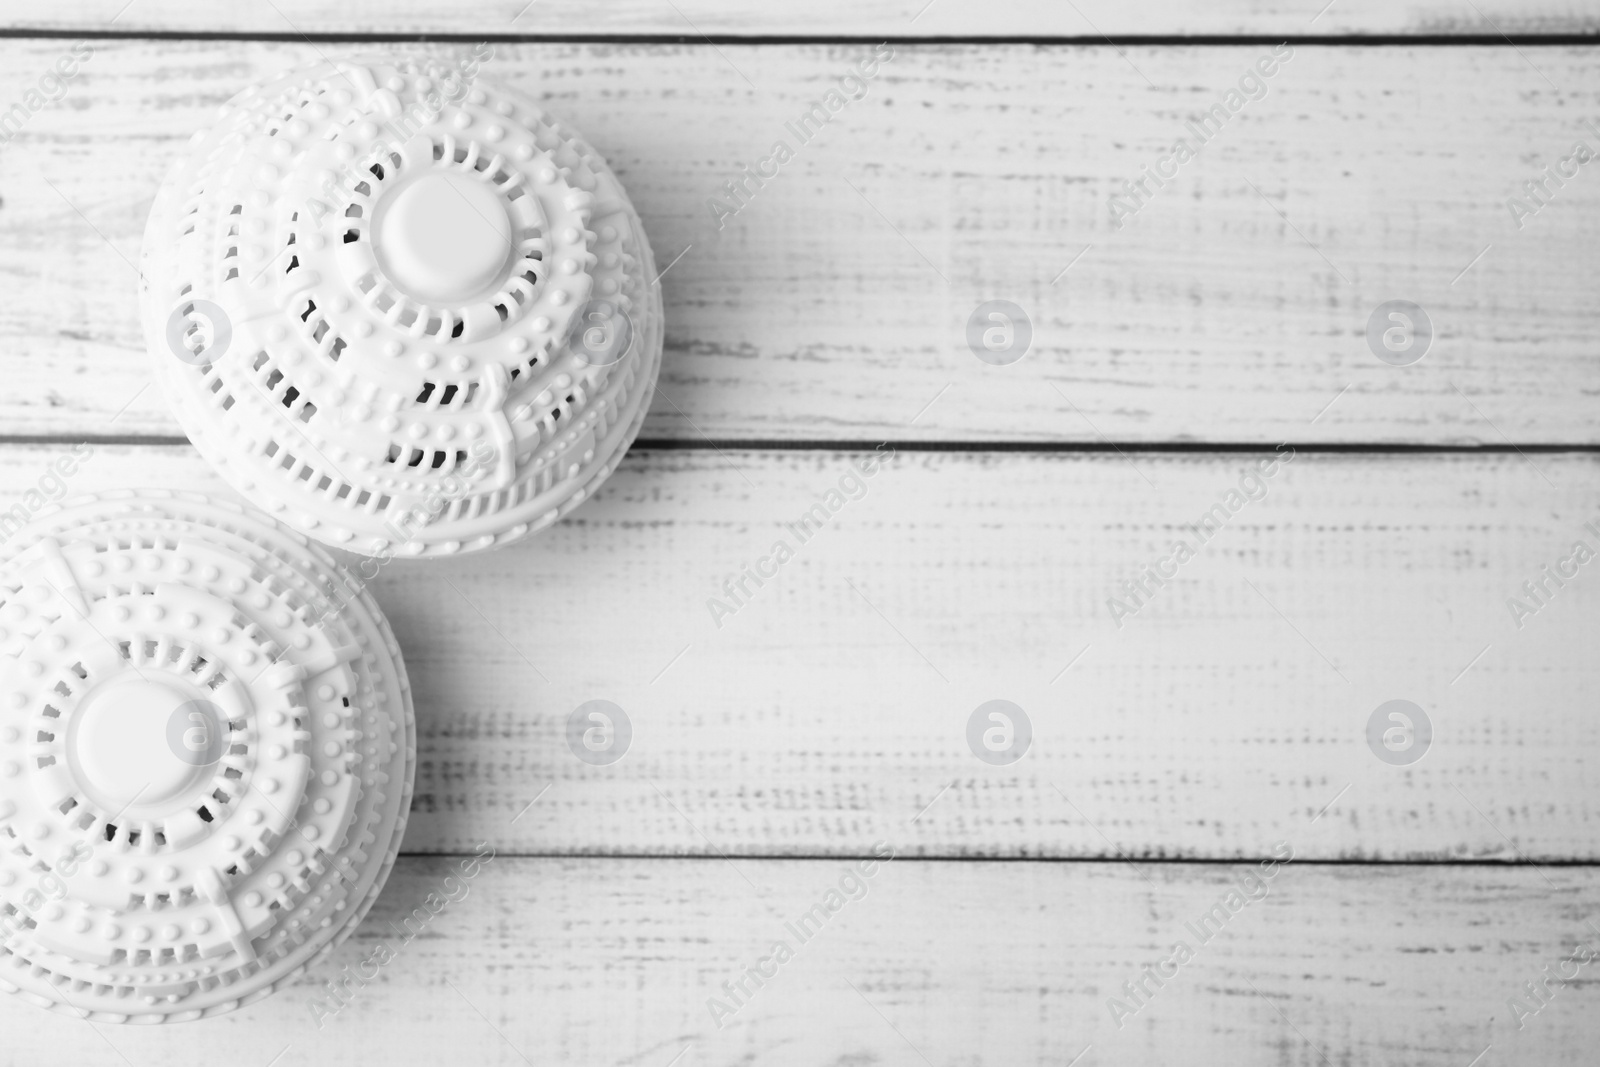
(2, 41, 1598, 443)
(2, 0, 1598, 37)
(2, 444, 1595, 860)
(2, 857, 1596, 1065)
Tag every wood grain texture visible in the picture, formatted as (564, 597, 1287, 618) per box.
(4, 444, 1595, 860)
(3, 857, 1597, 1066)
(2, 0, 1599, 37)
(0, 18, 1591, 1064)
(2, 41, 1599, 443)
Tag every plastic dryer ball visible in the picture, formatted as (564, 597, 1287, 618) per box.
(141, 55, 664, 558)
(0, 493, 415, 1022)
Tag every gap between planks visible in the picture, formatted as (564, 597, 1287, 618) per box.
(3, 30, 1600, 44)
(394, 851, 1600, 866)
(4, 437, 1600, 454)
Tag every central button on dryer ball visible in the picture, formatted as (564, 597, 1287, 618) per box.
(373, 171, 514, 304)
(71, 677, 200, 807)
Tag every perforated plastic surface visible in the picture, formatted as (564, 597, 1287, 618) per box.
(141, 54, 664, 558)
(0, 492, 415, 1023)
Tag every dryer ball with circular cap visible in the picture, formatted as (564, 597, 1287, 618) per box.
(140, 54, 664, 558)
(0, 491, 415, 1023)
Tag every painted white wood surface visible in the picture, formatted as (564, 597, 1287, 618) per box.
(2, 0, 1597, 37)
(0, 19, 1595, 1063)
(2, 858, 1596, 1067)
(2, 41, 1599, 443)
(2, 444, 1593, 860)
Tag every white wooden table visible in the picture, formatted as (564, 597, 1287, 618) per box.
(1, 3, 1598, 1064)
